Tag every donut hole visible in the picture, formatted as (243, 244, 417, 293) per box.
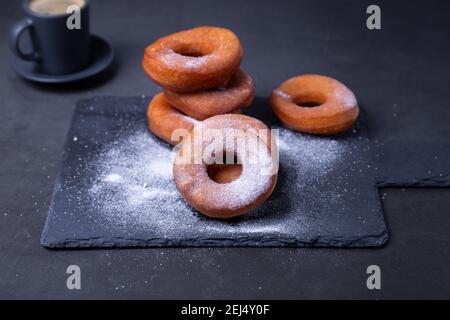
(294, 94, 327, 108)
(172, 43, 212, 58)
(207, 153, 242, 184)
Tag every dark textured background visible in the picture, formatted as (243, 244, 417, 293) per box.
(1, 0, 449, 299)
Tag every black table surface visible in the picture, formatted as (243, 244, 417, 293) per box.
(1, 0, 449, 299)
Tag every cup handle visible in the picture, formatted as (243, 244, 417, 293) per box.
(9, 18, 40, 61)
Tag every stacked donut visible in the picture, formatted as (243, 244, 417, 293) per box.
(143, 26, 255, 145)
(142, 26, 278, 219)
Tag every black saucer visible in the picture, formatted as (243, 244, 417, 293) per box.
(12, 35, 114, 84)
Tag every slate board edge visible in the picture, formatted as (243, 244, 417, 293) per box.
(40, 104, 83, 249)
(377, 178, 450, 188)
(41, 231, 389, 248)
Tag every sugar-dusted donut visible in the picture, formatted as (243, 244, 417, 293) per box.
(147, 93, 199, 145)
(164, 69, 254, 120)
(270, 74, 359, 135)
(200, 113, 276, 186)
(173, 114, 278, 219)
(147, 94, 242, 146)
(143, 26, 243, 93)
(201, 113, 275, 151)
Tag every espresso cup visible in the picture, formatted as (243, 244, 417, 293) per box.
(10, 0, 91, 75)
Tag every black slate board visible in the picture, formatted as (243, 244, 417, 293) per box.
(40, 96, 450, 248)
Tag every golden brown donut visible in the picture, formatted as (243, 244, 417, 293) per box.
(173, 114, 278, 219)
(201, 113, 276, 151)
(143, 26, 243, 93)
(199, 113, 273, 185)
(147, 93, 199, 145)
(147, 94, 242, 146)
(270, 74, 359, 135)
(163, 69, 254, 120)
(200, 113, 275, 185)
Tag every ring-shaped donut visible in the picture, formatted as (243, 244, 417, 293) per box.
(200, 113, 275, 185)
(173, 115, 278, 218)
(143, 26, 243, 93)
(201, 113, 275, 151)
(164, 69, 254, 120)
(270, 74, 359, 135)
(147, 93, 199, 145)
(147, 93, 242, 146)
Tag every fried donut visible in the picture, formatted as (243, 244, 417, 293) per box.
(201, 113, 275, 151)
(173, 115, 278, 219)
(143, 26, 243, 93)
(163, 69, 254, 120)
(200, 113, 274, 185)
(147, 93, 242, 146)
(147, 93, 199, 145)
(270, 74, 359, 135)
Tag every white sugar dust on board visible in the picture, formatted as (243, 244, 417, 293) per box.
(85, 126, 353, 238)
(87, 130, 182, 231)
(87, 129, 285, 236)
(277, 127, 343, 176)
(271, 126, 353, 231)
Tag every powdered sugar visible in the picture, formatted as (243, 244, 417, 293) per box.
(161, 51, 210, 70)
(277, 128, 342, 175)
(174, 130, 276, 212)
(81, 124, 351, 237)
(84, 129, 284, 235)
(148, 160, 173, 179)
(273, 89, 292, 100)
(104, 173, 122, 183)
(87, 131, 179, 227)
(43, 97, 386, 247)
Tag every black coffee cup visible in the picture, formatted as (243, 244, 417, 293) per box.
(10, 0, 91, 75)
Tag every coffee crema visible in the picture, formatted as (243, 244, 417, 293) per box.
(29, 0, 85, 15)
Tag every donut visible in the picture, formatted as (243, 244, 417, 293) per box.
(143, 26, 243, 93)
(173, 114, 278, 219)
(201, 113, 276, 151)
(200, 113, 275, 185)
(146, 96, 248, 187)
(147, 93, 199, 145)
(164, 69, 254, 120)
(270, 74, 359, 135)
(147, 93, 243, 146)
(198, 113, 274, 185)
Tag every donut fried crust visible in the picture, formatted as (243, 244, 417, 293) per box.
(143, 26, 243, 93)
(270, 74, 359, 135)
(173, 114, 278, 219)
(147, 93, 198, 146)
(164, 69, 254, 120)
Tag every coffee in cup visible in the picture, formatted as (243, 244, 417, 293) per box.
(29, 0, 86, 16)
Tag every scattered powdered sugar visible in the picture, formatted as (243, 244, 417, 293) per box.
(104, 173, 122, 183)
(277, 127, 342, 175)
(87, 131, 181, 230)
(76, 124, 368, 239)
(272, 89, 292, 100)
(84, 129, 285, 236)
(333, 87, 357, 108)
(222, 161, 272, 210)
(148, 160, 173, 180)
(161, 51, 210, 70)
